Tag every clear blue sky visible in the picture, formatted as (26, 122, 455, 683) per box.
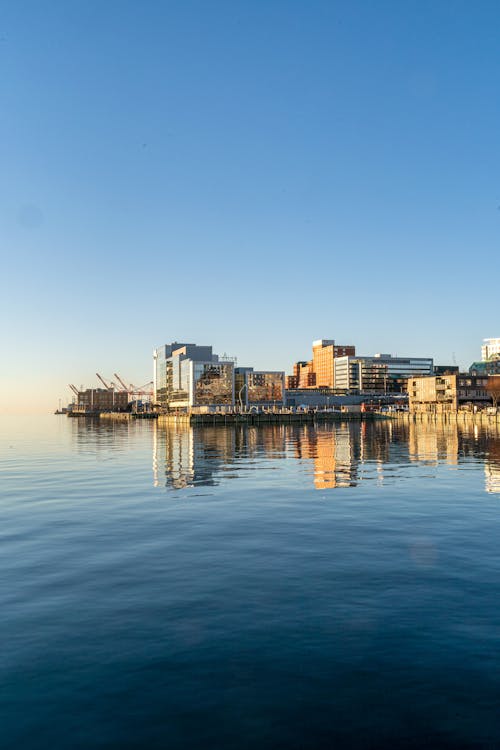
(1, 0, 499, 412)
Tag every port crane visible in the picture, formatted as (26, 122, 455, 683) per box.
(114, 373, 153, 397)
(67, 375, 152, 406)
(96, 373, 115, 390)
(130, 380, 154, 396)
(113, 373, 130, 392)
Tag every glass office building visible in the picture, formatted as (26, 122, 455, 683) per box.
(235, 368, 285, 407)
(334, 354, 433, 394)
(193, 363, 234, 406)
(153, 342, 234, 411)
(247, 371, 284, 404)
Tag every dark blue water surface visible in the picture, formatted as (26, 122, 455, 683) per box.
(2, 415, 500, 748)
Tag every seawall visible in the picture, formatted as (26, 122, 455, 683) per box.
(157, 412, 382, 426)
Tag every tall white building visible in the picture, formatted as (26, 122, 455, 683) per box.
(482, 338, 500, 361)
(153, 342, 234, 410)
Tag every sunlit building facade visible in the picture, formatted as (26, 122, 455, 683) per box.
(469, 359, 500, 376)
(482, 337, 500, 361)
(153, 342, 234, 411)
(287, 339, 356, 390)
(72, 388, 129, 413)
(334, 354, 433, 394)
(290, 360, 316, 389)
(408, 374, 490, 413)
(235, 368, 285, 408)
(312, 339, 356, 388)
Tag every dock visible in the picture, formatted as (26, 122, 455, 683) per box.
(386, 411, 500, 427)
(67, 411, 157, 420)
(157, 411, 383, 426)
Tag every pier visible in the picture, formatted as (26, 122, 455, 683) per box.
(68, 409, 500, 428)
(67, 411, 157, 420)
(387, 411, 500, 427)
(99, 412, 157, 421)
(157, 411, 383, 426)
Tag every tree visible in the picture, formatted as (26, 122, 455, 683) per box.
(486, 376, 500, 409)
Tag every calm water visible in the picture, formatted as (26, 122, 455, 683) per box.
(2, 415, 500, 749)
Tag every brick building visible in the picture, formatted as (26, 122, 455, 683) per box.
(288, 339, 356, 390)
(73, 388, 129, 413)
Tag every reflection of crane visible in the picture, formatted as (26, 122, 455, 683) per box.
(96, 373, 113, 390)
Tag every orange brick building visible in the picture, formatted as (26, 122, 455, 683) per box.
(287, 339, 356, 390)
(312, 339, 356, 388)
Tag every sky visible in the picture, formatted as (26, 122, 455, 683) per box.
(1, 0, 499, 413)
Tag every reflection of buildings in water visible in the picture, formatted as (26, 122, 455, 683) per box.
(152, 419, 500, 493)
(293, 424, 361, 488)
(360, 421, 393, 485)
(153, 421, 196, 489)
(154, 422, 290, 490)
(485, 435, 500, 493)
(153, 422, 236, 489)
(154, 422, 198, 489)
(153, 422, 287, 489)
(407, 420, 500, 491)
(246, 425, 287, 459)
(408, 419, 459, 466)
(312, 421, 414, 489)
(293, 420, 466, 489)
(360, 421, 392, 464)
(485, 463, 500, 494)
(70, 415, 136, 455)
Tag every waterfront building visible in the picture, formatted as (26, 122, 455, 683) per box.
(153, 342, 234, 411)
(285, 390, 366, 408)
(72, 388, 129, 413)
(470, 337, 500, 376)
(469, 359, 500, 376)
(433, 365, 459, 376)
(334, 354, 433, 394)
(234, 368, 285, 408)
(288, 339, 356, 390)
(298, 360, 316, 388)
(287, 360, 316, 389)
(312, 340, 356, 388)
(407, 374, 491, 413)
(482, 337, 500, 361)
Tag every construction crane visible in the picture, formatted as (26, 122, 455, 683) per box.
(68, 384, 79, 396)
(96, 373, 113, 390)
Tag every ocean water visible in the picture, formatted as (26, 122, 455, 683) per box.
(2, 415, 500, 749)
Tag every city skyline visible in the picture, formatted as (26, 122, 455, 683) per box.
(2, 1, 500, 414)
(53, 333, 499, 414)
